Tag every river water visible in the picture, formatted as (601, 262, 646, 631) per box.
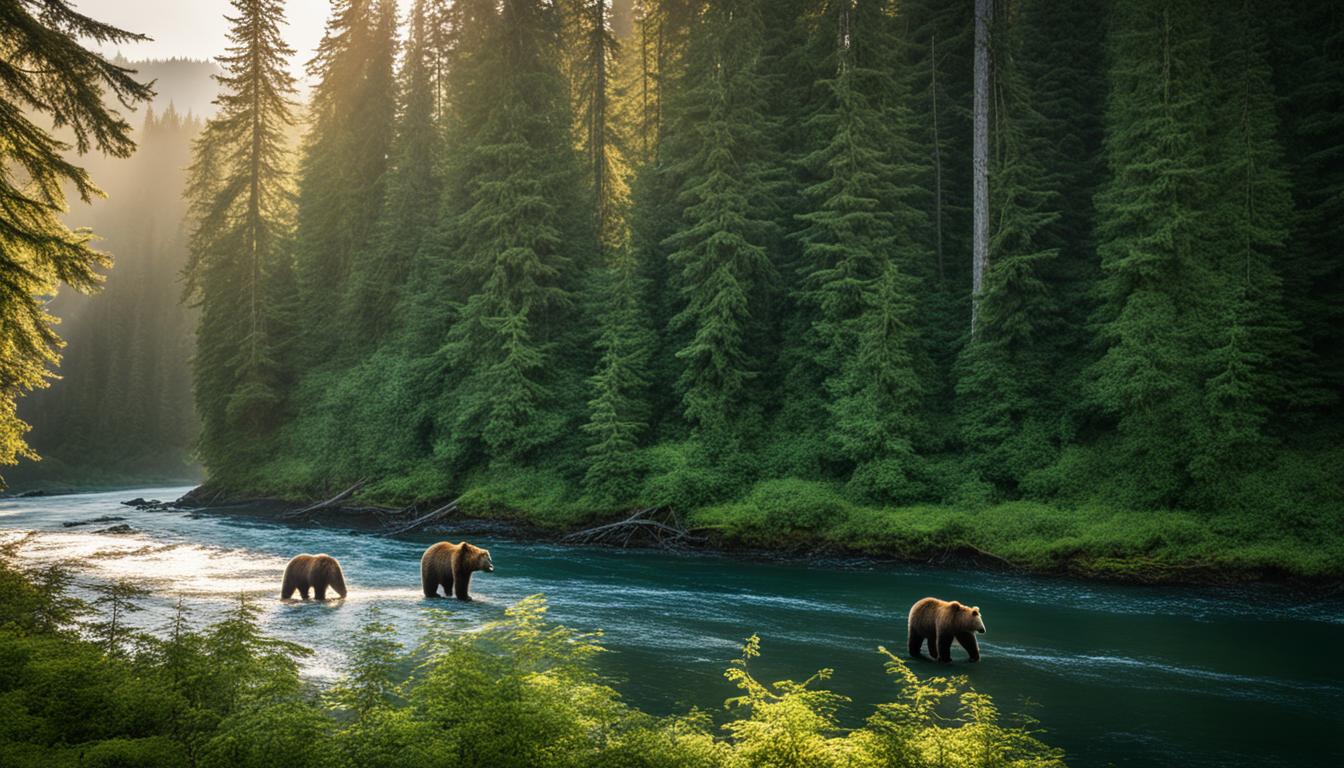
(1, 487, 1340, 767)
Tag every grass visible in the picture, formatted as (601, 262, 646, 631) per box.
(689, 479, 1344, 582)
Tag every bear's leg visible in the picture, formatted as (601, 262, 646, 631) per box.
(956, 632, 980, 662)
(926, 635, 938, 658)
(908, 631, 925, 659)
(300, 585, 311, 600)
(453, 569, 472, 601)
(314, 582, 327, 600)
(936, 632, 954, 663)
(422, 564, 440, 597)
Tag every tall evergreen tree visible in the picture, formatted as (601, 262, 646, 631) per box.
(793, 0, 927, 490)
(183, 0, 299, 476)
(660, 0, 780, 444)
(1191, 0, 1297, 486)
(0, 1, 152, 482)
(347, 0, 445, 343)
(293, 0, 398, 362)
(1087, 0, 1221, 504)
(1266, 0, 1344, 410)
(435, 0, 594, 464)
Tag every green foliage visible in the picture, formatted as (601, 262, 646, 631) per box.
(0, 1, 153, 484)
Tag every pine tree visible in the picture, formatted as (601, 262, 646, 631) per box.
(436, 0, 594, 464)
(0, 2, 152, 483)
(347, 0, 446, 343)
(183, 0, 299, 476)
(660, 0, 780, 444)
(794, 0, 928, 486)
(582, 248, 653, 501)
(294, 0, 399, 362)
(1267, 0, 1343, 408)
(1192, 0, 1297, 487)
(1088, 0, 1221, 504)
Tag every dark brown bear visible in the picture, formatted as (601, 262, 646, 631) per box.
(907, 597, 986, 662)
(281, 553, 348, 600)
(420, 541, 495, 601)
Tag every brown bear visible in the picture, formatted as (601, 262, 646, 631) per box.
(907, 597, 986, 662)
(281, 553, 348, 600)
(421, 541, 495, 600)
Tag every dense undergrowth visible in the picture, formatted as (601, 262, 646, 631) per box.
(0, 549, 1064, 768)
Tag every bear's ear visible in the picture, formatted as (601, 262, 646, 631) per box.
(948, 601, 962, 609)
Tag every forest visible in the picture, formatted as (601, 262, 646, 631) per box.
(4, 0, 1343, 582)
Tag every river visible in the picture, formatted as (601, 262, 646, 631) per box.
(1, 487, 1340, 767)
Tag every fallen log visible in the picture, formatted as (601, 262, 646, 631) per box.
(379, 498, 461, 537)
(561, 507, 705, 549)
(283, 479, 368, 519)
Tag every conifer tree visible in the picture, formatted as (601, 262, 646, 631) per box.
(582, 247, 653, 501)
(347, 0, 445, 343)
(794, 0, 927, 486)
(1088, 0, 1221, 504)
(436, 0, 593, 463)
(183, 0, 299, 474)
(1192, 0, 1296, 486)
(1267, 0, 1343, 407)
(660, 0, 780, 443)
(0, 2, 152, 482)
(294, 0, 398, 362)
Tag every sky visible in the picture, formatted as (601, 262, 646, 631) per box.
(79, 0, 334, 83)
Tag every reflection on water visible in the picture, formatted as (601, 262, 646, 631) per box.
(2, 487, 1342, 768)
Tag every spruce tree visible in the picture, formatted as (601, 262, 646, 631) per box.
(794, 0, 928, 489)
(660, 0, 780, 444)
(183, 0, 299, 476)
(347, 0, 445, 343)
(0, 2, 152, 482)
(294, 0, 398, 362)
(436, 0, 593, 464)
(582, 248, 653, 501)
(1192, 0, 1297, 487)
(1088, 0, 1221, 504)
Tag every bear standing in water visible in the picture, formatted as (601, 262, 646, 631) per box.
(281, 554, 348, 600)
(420, 541, 494, 600)
(907, 597, 986, 662)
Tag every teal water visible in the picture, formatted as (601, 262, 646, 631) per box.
(2, 487, 1340, 767)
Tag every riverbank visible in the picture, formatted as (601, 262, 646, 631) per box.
(176, 472, 1344, 587)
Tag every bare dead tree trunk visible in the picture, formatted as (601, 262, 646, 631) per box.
(972, 0, 992, 334)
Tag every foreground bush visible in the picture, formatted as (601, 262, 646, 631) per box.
(0, 551, 1064, 767)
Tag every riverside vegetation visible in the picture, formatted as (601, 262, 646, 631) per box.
(0, 549, 1065, 767)
(1, 1, 1341, 582)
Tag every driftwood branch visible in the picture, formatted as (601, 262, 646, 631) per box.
(283, 479, 368, 519)
(379, 498, 461, 537)
(561, 507, 704, 549)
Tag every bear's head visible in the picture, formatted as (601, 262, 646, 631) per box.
(950, 601, 986, 633)
(460, 542, 495, 573)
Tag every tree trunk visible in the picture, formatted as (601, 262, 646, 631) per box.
(972, 0, 992, 334)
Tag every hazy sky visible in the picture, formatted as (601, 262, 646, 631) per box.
(79, 0, 335, 82)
